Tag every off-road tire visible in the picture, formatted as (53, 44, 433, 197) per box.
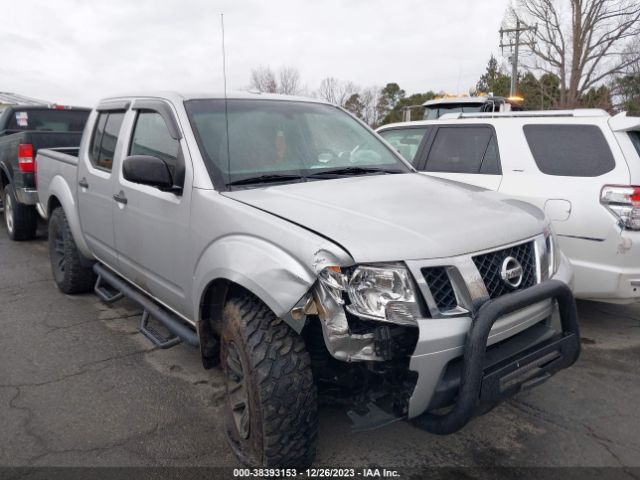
(48, 207, 95, 294)
(3, 183, 37, 241)
(220, 293, 318, 467)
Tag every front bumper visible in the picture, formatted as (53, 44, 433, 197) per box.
(406, 251, 573, 418)
(409, 279, 580, 433)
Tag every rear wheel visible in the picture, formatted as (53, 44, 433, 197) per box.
(220, 293, 318, 467)
(48, 207, 96, 294)
(3, 184, 37, 241)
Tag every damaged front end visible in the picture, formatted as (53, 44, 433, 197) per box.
(294, 263, 422, 429)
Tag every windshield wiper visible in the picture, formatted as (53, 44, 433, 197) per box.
(226, 173, 306, 187)
(307, 166, 406, 178)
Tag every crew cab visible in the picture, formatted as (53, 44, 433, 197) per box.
(0, 104, 90, 240)
(377, 109, 640, 304)
(37, 92, 580, 467)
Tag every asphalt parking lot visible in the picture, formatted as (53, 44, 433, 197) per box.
(1, 220, 640, 472)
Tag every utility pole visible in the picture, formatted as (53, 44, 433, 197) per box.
(500, 19, 536, 96)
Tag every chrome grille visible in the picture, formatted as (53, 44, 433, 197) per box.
(472, 241, 537, 299)
(422, 266, 457, 311)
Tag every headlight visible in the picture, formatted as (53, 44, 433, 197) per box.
(544, 224, 560, 278)
(318, 264, 419, 326)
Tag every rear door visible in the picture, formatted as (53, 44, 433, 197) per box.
(112, 99, 192, 316)
(498, 120, 630, 240)
(76, 103, 128, 269)
(416, 124, 503, 190)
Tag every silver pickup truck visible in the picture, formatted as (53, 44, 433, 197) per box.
(37, 92, 580, 467)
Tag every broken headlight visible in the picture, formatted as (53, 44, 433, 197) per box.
(318, 265, 419, 326)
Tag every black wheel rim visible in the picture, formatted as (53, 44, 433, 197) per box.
(224, 341, 250, 439)
(52, 223, 66, 278)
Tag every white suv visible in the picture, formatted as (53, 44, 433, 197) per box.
(377, 109, 640, 304)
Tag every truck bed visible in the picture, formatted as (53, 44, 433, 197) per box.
(36, 148, 79, 217)
(0, 131, 83, 193)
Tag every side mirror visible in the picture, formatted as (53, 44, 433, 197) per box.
(122, 155, 178, 192)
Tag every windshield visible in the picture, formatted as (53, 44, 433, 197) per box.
(7, 109, 89, 132)
(185, 99, 410, 189)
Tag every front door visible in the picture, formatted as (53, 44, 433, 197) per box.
(112, 100, 192, 317)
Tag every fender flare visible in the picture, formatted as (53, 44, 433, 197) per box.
(193, 234, 348, 332)
(47, 175, 94, 259)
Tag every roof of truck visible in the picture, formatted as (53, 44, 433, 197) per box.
(101, 91, 329, 105)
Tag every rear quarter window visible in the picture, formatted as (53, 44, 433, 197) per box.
(629, 131, 640, 157)
(523, 124, 615, 177)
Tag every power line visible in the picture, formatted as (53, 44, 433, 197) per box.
(500, 19, 537, 96)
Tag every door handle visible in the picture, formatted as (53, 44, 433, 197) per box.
(113, 191, 128, 205)
(78, 178, 89, 189)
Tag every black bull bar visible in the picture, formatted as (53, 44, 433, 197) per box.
(412, 279, 581, 435)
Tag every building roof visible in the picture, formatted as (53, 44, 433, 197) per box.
(0, 92, 48, 106)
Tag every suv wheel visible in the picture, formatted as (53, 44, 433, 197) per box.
(220, 293, 318, 467)
(3, 184, 37, 241)
(48, 207, 96, 294)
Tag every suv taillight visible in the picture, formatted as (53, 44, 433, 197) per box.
(18, 144, 35, 173)
(601, 185, 640, 230)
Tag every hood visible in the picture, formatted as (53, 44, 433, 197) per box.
(223, 173, 545, 263)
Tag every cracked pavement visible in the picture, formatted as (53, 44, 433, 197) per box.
(1, 220, 640, 469)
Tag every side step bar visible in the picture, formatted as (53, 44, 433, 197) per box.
(93, 264, 199, 348)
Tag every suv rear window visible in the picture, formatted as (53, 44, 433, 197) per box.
(523, 124, 615, 177)
(424, 126, 501, 174)
(629, 131, 640, 157)
(7, 109, 89, 132)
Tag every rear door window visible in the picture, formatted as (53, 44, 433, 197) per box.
(424, 126, 501, 174)
(89, 112, 125, 172)
(523, 124, 615, 177)
(378, 127, 428, 164)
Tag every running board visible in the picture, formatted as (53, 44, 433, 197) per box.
(92, 264, 199, 348)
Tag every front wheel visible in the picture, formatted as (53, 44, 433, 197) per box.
(48, 207, 96, 294)
(3, 184, 37, 241)
(220, 293, 318, 467)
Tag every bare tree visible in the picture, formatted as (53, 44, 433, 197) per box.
(513, 0, 640, 107)
(317, 77, 359, 106)
(249, 66, 278, 93)
(249, 65, 303, 95)
(278, 66, 302, 95)
(360, 87, 382, 127)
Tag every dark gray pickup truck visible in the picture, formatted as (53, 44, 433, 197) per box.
(0, 104, 90, 240)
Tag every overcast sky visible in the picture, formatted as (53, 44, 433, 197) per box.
(0, 0, 511, 106)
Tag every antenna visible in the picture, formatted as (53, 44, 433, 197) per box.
(221, 13, 231, 185)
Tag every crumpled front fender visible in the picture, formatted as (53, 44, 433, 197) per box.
(192, 234, 351, 332)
